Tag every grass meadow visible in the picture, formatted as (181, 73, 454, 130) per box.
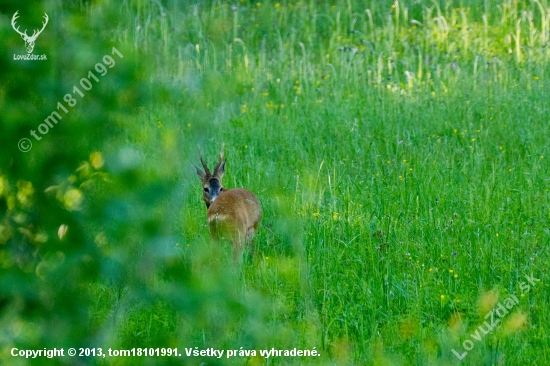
(1, 0, 550, 365)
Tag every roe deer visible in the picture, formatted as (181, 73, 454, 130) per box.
(193, 145, 261, 259)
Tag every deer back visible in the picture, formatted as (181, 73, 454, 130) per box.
(207, 188, 261, 247)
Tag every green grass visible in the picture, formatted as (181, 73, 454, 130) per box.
(109, 1, 550, 364)
(2, 0, 550, 365)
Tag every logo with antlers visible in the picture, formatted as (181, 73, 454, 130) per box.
(11, 11, 49, 54)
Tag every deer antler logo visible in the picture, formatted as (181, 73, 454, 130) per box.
(11, 11, 49, 54)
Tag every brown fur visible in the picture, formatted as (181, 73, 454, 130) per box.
(207, 188, 261, 252)
(194, 146, 261, 260)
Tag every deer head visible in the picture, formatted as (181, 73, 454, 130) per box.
(193, 144, 226, 208)
(11, 11, 49, 54)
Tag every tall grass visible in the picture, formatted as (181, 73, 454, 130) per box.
(103, 0, 550, 364)
(2, 0, 549, 365)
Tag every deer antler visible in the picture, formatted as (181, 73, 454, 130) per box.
(198, 146, 211, 176)
(213, 143, 225, 175)
(218, 143, 225, 162)
(11, 11, 28, 38)
(31, 13, 49, 40)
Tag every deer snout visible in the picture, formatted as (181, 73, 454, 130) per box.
(210, 192, 219, 202)
(209, 186, 225, 202)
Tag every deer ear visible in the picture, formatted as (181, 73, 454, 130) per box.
(193, 163, 206, 180)
(215, 161, 226, 178)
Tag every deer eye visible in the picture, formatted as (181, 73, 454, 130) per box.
(220, 187, 224, 192)
(203, 187, 209, 193)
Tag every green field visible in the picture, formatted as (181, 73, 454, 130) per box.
(1, 0, 549, 365)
